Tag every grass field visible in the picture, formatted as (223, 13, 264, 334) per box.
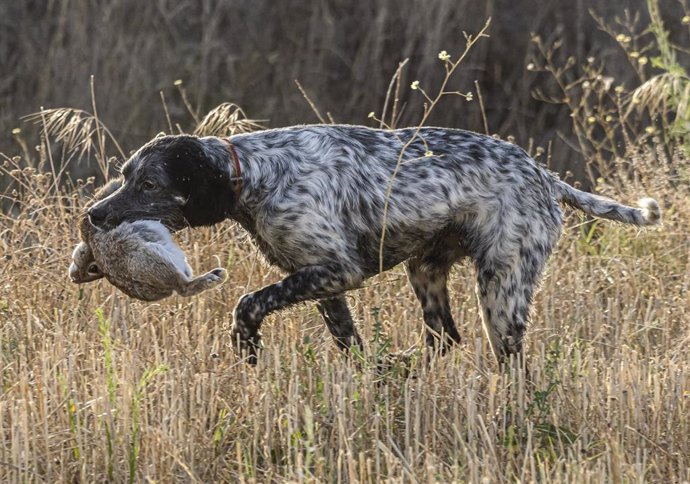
(1, 121, 688, 483)
(2, 6, 690, 482)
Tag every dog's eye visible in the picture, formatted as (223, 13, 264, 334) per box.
(142, 180, 156, 191)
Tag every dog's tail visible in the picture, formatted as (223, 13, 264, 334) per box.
(554, 179, 661, 226)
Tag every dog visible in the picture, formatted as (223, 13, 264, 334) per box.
(86, 125, 660, 364)
(70, 179, 227, 301)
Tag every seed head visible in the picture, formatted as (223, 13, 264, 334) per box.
(615, 34, 631, 44)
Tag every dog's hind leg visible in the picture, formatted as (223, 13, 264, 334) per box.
(176, 268, 227, 297)
(474, 235, 553, 367)
(316, 295, 364, 352)
(405, 257, 462, 355)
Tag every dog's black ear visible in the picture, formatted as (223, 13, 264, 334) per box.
(183, 170, 236, 227)
(166, 137, 236, 227)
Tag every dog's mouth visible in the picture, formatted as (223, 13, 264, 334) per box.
(90, 209, 188, 232)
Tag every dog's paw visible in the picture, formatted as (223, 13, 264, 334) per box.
(229, 324, 262, 366)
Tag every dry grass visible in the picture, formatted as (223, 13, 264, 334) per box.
(2, 3, 690, 480)
(1, 115, 689, 483)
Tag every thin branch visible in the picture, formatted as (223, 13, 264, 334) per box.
(294, 79, 327, 124)
(378, 18, 492, 273)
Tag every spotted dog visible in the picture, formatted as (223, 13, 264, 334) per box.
(87, 125, 661, 364)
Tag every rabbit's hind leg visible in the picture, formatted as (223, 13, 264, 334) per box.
(176, 268, 227, 297)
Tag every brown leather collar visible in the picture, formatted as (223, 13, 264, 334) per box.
(222, 138, 242, 196)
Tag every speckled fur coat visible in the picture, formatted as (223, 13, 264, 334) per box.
(85, 125, 660, 363)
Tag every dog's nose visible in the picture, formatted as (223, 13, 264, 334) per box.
(88, 206, 108, 227)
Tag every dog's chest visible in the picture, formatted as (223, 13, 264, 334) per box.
(232, 212, 297, 272)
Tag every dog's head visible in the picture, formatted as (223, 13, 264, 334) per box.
(87, 135, 235, 231)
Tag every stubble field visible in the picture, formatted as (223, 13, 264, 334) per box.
(1, 133, 688, 482)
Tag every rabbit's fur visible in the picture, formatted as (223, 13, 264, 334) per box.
(69, 179, 226, 301)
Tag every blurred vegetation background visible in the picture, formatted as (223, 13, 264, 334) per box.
(1, 0, 688, 179)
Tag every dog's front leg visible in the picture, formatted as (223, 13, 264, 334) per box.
(231, 264, 362, 364)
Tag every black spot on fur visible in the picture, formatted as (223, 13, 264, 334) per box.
(151, 136, 236, 227)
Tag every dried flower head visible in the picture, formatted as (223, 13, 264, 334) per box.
(615, 34, 631, 44)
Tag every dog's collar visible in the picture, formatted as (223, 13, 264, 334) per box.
(222, 138, 243, 196)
